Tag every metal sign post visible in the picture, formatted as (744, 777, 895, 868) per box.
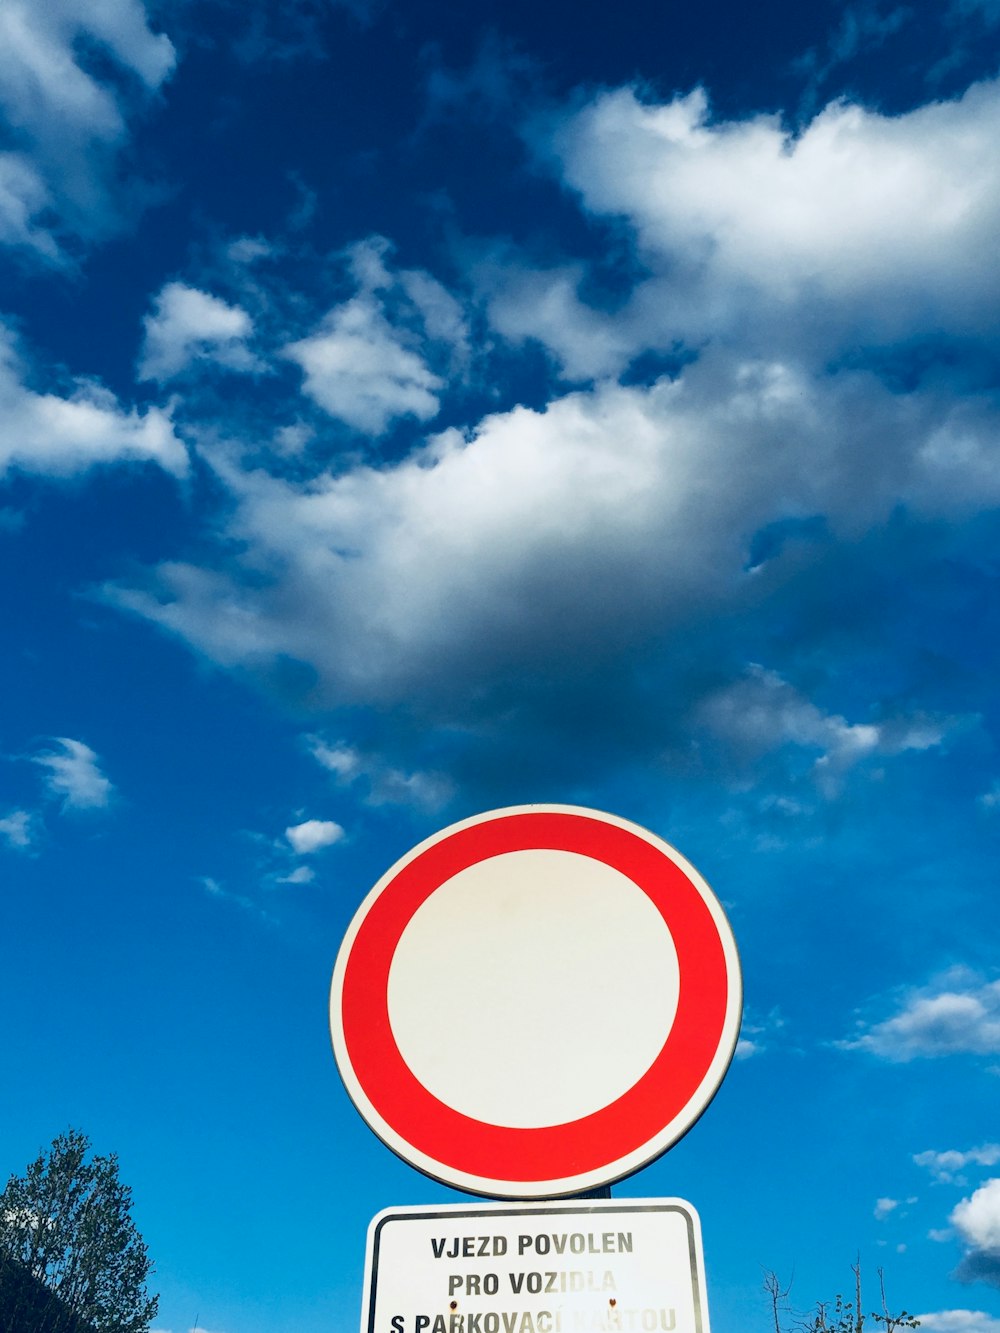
(329, 804, 742, 1333)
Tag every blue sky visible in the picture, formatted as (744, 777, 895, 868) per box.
(3, 0, 1000, 1331)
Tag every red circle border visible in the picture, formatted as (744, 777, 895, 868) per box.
(338, 811, 733, 1184)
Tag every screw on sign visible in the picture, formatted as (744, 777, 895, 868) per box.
(329, 804, 742, 1198)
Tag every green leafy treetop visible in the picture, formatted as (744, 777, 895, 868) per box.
(0, 1129, 159, 1333)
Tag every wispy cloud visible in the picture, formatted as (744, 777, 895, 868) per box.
(0, 0, 175, 259)
(33, 738, 114, 811)
(212, 815, 347, 902)
(200, 876, 270, 922)
(308, 736, 453, 811)
(222, 0, 381, 66)
(699, 665, 952, 796)
(0, 809, 35, 850)
(915, 1145, 1000, 1184)
(792, 4, 911, 119)
(733, 1008, 786, 1061)
(0, 507, 25, 532)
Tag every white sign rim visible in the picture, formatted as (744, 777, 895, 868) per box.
(360, 1198, 710, 1333)
(330, 804, 743, 1198)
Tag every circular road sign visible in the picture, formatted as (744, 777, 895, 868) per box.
(329, 804, 742, 1198)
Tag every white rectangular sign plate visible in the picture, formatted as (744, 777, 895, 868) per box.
(360, 1200, 710, 1333)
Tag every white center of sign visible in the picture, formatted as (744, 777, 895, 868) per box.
(386, 849, 680, 1129)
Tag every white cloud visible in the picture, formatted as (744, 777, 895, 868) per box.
(875, 1197, 900, 1220)
(918, 1314, 1000, 1333)
(0, 0, 175, 257)
(308, 738, 363, 781)
(953, 1179, 1000, 1253)
(841, 975, 1000, 1061)
(480, 257, 647, 382)
(284, 818, 344, 854)
(915, 1145, 1000, 1184)
(276, 864, 315, 885)
(283, 236, 466, 436)
(0, 321, 187, 479)
(33, 738, 113, 810)
(100, 72, 1000, 794)
(543, 78, 1000, 364)
(285, 293, 443, 435)
(150, 1325, 227, 1333)
(139, 283, 260, 383)
(950, 1178, 1000, 1287)
(107, 343, 1000, 755)
(480, 75, 1000, 382)
(734, 1039, 760, 1060)
(0, 809, 35, 850)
